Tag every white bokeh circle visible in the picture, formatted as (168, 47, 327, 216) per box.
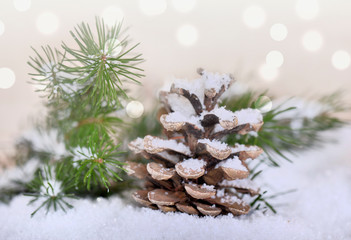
(331, 50, 351, 70)
(36, 12, 59, 35)
(259, 64, 278, 82)
(302, 30, 323, 52)
(176, 24, 198, 46)
(0, 68, 16, 89)
(255, 96, 273, 113)
(13, 0, 31, 12)
(139, 0, 167, 16)
(243, 5, 266, 28)
(296, 0, 319, 20)
(126, 101, 144, 118)
(102, 6, 124, 27)
(266, 50, 284, 68)
(0, 20, 5, 36)
(172, 0, 196, 13)
(270, 24, 288, 41)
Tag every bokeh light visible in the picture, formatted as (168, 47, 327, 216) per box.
(242, 5, 266, 28)
(176, 24, 198, 46)
(302, 30, 323, 52)
(266, 50, 284, 68)
(270, 23, 288, 41)
(0, 68, 16, 89)
(0, 20, 4, 36)
(259, 64, 278, 81)
(126, 101, 144, 118)
(105, 39, 122, 57)
(139, 0, 167, 16)
(13, 0, 31, 12)
(102, 6, 124, 27)
(254, 96, 273, 113)
(331, 50, 351, 70)
(172, 0, 196, 13)
(36, 12, 59, 35)
(296, 0, 319, 20)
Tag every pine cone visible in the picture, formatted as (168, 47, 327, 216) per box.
(127, 69, 264, 216)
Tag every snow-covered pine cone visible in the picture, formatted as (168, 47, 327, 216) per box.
(127, 69, 264, 216)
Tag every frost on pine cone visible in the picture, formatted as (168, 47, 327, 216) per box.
(127, 69, 264, 216)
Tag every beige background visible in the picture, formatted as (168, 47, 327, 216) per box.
(0, 0, 350, 158)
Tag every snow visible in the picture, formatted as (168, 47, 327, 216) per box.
(151, 138, 191, 155)
(198, 138, 229, 151)
(215, 156, 247, 171)
(166, 93, 196, 118)
(210, 107, 235, 121)
(273, 97, 329, 130)
(234, 108, 263, 125)
(1, 126, 351, 239)
(231, 144, 259, 153)
(156, 151, 180, 164)
(22, 129, 67, 160)
(129, 137, 144, 151)
(219, 194, 243, 205)
(273, 97, 327, 120)
(72, 147, 95, 162)
(0, 158, 39, 188)
(173, 78, 205, 104)
(164, 112, 203, 130)
(202, 70, 232, 92)
(178, 158, 206, 172)
(41, 179, 62, 197)
(200, 183, 215, 191)
(219, 179, 259, 192)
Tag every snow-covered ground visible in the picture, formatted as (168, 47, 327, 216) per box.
(0, 125, 351, 240)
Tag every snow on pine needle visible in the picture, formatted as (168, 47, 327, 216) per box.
(24, 165, 76, 217)
(22, 128, 68, 161)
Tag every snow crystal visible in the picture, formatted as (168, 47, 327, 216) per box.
(247, 131, 258, 137)
(130, 137, 144, 150)
(215, 156, 246, 171)
(152, 138, 191, 155)
(156, 151, 180, 164)
(40, 179, 63, 197)
(202, 70, 232, 92)
(216, 189, 225, 198)
(72, 147, 96, 162)
(231, 144, 258, 153)
(210, 107, 235, 121)
(198, 138, 228, 151)
(173, 78, 205, 104)
(166, 93, 196, 118)
(179, 158, 206, 172)
(201, 183, 215, 191)
(234, 108, 263, 125)
(165, 112, 203, 130)
(220, 194, 242, 205)
(213, 124, 225, 133)
(219, 179, 259, 191)
(221, 81, 251, 99)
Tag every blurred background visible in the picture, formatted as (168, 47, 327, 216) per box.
(0, 0, 350, 162)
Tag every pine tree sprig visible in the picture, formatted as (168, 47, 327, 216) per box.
(72, 132, 126, 190)
(60, 17, 144, 108)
